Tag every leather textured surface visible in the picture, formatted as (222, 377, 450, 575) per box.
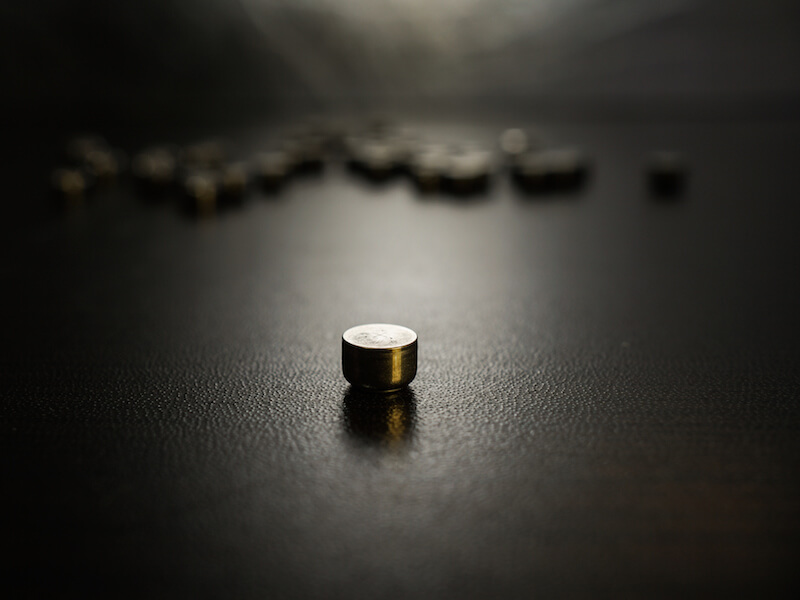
(3, 120, 800, 598)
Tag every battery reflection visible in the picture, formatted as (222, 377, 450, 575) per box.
(342, 387, 416, 448)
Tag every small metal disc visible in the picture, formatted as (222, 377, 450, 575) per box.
(444, 146, 493, 194)
(281, 134, 325, 172)
(647, 151, 687, 197)
(499, 128, 529, 159)
(51, 167, 89, 203)
(254, 150, 293, 190)
(342, 324, 418, 392)
(513, 148, 588, 194)
(548, 149, 588, 190)
(84, 148, 122, 183)
(219, 162, 249, 201)
(512, 151, 551, 192)
(347, 138, 400, 180)
(66, 135, 108, 162)
(408, 143, 448, 191)
(132, 147, 178, 191)
(183, 171, 218, 215)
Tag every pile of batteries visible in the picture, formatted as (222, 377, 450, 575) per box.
(51, 121, 685, 214)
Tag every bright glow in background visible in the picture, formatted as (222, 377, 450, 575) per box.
(238, 0, 695, 96)
(5, 1, 800, 117)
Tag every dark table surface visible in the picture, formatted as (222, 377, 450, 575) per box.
(3, 116, 800, 598)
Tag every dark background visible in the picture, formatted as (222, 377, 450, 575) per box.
(3, 1, 800, 598)
(5, 0, 800, 124)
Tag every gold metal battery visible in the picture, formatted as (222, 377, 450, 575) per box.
(342, 324, 417, 392)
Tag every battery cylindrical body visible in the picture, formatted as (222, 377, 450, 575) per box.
(342, 324, 417, 392)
